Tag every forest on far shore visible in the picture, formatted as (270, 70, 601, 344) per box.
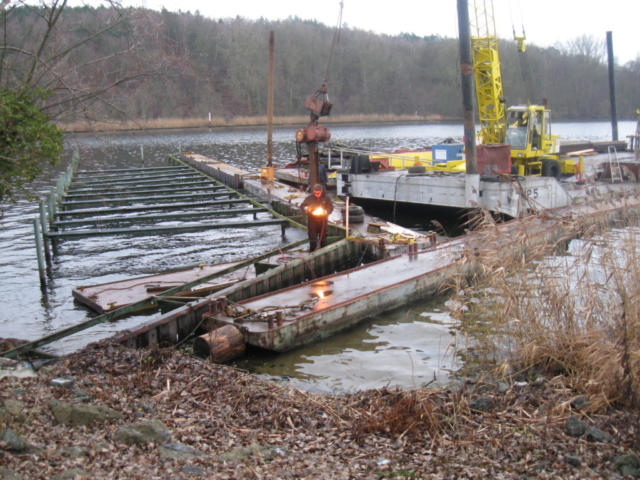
(2, 4, 640, 128)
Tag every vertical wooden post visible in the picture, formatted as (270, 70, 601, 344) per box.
(47, 190, 55, 224)
(33, 219, 46, 289)
(39, 202, 52, 265)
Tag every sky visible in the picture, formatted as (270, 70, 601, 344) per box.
(125, 0, 640, 64)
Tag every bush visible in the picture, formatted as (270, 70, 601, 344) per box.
(0, 88, 63, 202)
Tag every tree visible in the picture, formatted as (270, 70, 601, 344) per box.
(0, 0, 167, 202)
(0, 87, 62, 202)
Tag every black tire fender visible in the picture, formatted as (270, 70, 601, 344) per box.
(347, 213, 365, 224)
(341, 205, 364, 216)
(541, 159, 562, 180)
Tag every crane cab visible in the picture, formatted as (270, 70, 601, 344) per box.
(506, 105, 559, 158)
(505, 105, 567, 177)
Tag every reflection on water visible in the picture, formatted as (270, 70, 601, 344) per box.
(233, 297, 461, 394)
(0, 121, 635, 391)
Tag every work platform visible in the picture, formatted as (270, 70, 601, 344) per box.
(337, 151, 639, 218)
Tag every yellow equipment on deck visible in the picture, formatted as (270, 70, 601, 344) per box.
(469, 0, 578, 178)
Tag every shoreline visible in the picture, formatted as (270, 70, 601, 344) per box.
(1, 339, 638, 479)
(58, 114, 458, 135)
(58, 115, 635, 136)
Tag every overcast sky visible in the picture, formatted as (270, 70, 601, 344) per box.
(127, 0, 639, 64)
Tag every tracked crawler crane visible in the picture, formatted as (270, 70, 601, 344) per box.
(469, 0, 574, 178)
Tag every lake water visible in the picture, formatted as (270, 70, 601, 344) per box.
(1, 120, 635, 393)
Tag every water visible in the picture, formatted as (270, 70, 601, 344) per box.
(1, 120, 635, 392)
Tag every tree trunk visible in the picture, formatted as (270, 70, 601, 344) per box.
(193, 324, 245, 363)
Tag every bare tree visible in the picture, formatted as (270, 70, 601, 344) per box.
(0, 0, 168, 202)
(556, 34, 606, 65)
(1, 0, 169, 123)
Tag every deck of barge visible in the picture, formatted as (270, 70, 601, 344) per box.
(202, 240, 459, 351)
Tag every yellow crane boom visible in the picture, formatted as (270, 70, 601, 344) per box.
(470, 0, 506, 145)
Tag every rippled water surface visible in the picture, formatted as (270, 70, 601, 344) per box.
(1, 120, 635, 392)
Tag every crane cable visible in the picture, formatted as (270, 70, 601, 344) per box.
(508, 0, 535, 104)
(322, 1, 344, 92)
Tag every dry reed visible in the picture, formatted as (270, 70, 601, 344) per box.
(449, 209, 640, 411)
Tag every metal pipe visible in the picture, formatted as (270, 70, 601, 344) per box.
(47, 190, 55, 224)
(33, 219, 46, 289)
(345, 196, 350, 235)
(308, 143, 319, 190)
(47, 218, 289, 240)
(458, 0, 480, 209)
(51, 192, 58, 224)
(65, 184, 222, 199)
(606, 31, 619, 142)
(457, 0, 478, 176)
(54, 198, 250, 218)
(74, 166, 189, 176)
(56, 178, 62, 202)
(53, 207, 268, 228)
(267, 31, 275, 167)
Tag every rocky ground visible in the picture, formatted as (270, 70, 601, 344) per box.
(1, 340, 639, 480)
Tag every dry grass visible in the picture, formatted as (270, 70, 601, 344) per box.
(450, 209, 640, 411)
(57, 113, 447, 133)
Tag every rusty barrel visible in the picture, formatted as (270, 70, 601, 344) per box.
(193, 324, 245, 363)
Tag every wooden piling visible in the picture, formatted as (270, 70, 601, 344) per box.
(33, 219, 46, 289)
(39, 202, 52, 265)
(47, 190, 55, 224)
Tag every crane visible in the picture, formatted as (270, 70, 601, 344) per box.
(469, 0, 574, 179)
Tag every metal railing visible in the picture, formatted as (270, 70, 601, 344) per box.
(323, 145, 435, 171)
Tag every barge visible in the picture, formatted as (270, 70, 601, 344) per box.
(111, 151, 640, 361)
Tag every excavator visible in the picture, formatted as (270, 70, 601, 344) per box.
(469, 0, 577, 179)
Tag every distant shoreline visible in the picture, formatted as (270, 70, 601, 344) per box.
(58, 114, 458, 134)
(59, 114, 635, 135)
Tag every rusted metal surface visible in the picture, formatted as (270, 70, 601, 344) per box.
(200, 189, 640, 353)
(267, 31, 275, 167)
(73, 248, 314, 314)
(113, 239, 367, 349)
(204, 242, 457, 351)
(72, 262, 255, 314)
